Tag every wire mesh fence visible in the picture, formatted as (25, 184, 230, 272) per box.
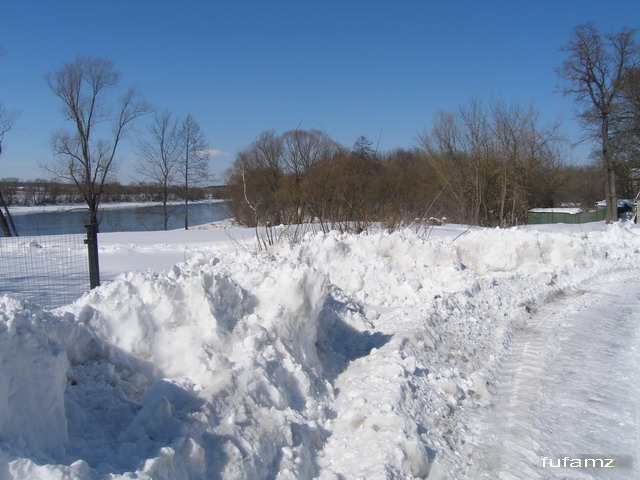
(0, 233, 89, 309)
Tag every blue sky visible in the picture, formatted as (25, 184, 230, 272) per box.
(1, 0, 639, 183)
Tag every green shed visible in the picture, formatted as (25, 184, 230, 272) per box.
(527, 208, 606, 225)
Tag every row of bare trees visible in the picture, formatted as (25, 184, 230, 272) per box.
(224, 103, 566, 231)
(419, 101, 563, 226)
(0, 178, 214, 207)
(224, 23, 639, 231)
(44, 55, 211, 231)
(136, 111, 209, 230)
(224, 130, 413, 233)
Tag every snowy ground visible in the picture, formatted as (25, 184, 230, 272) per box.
(462, 270, 640, 479)
(0, 221, 638, 479)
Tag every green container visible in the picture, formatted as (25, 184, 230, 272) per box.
(527, 209, 606, 225)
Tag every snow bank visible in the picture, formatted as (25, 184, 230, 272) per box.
(528, 207, 582, 214)
(0, 244, 338, 479)
(1, 223, 639, 479)
(455, 227, 599, 274)
(0, 298, 69, 454)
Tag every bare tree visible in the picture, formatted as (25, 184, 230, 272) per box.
(136, 110, 180, 230)
(177, 113, 209, 229)
(557, 23, 639, 222)
(622, 67, 640, 136)
(281, 128, 337, 223)
(249, 130, 285, 194)
(0, 103, 18, 158)
(420, 103, 491, 225)
(45, 55, 149, 227)
(617, 67, 640, 161)
(491, 102, 563, 225)
(459, 100, 493, 224)
(0, 101, 20, 236)
(420, 99, 564, 226)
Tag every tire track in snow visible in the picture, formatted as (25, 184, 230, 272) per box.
(463, 270, 640, 479)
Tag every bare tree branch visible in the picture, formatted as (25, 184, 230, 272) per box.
(557, 23, 639, 222)
(45, 55, 150, 226)
(136, 110, 181, 229)
(177, 113, 209, 229)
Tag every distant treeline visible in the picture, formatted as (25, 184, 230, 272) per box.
(0, 179, 226, 206)
(223, 104, 639, 230)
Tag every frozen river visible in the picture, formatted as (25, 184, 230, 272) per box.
(9, 201, 230, 235)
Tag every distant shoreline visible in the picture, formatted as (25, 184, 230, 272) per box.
(8, 199, 227, 216)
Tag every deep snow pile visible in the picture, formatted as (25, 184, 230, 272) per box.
(0, 223, 639, 479)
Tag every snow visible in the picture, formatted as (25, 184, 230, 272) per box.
(463, 270, 640, 479)
(0, 220, 639, 479)
(528, 207, 582, 214)
(595, 199, 636, 208)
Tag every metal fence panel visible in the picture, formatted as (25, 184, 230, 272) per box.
(527, 209, 606, 225)
(0, 233, 89, 309)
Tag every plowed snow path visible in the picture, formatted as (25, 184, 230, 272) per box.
(464, 270, 640, 479)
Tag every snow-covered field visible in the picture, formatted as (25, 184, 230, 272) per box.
(0, 221, 638, 479)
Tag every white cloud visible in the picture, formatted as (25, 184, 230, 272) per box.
(198, 149, 231, 157)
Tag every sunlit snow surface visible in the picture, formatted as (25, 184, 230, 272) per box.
(0, 221, 638, 479)
(463, 270, 640, 479)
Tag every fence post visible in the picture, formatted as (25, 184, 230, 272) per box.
(85, 223, 101, 289)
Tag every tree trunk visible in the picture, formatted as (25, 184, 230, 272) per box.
(184, 191, 189, 230)
(163, 198, 168, 230)
(603, 116, 618, 223)
(499, 168, 507, 227)
(89, 207, 99, 232)
(184, 153, 189, 230)
(4, 205, 18, 236)
(0, 210, 11, 237)
(162, 182, 169, 231)
(0, 191, 17, 236)
(607, 163, 618, 222)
